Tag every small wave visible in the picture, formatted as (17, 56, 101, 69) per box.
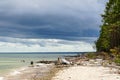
(0, 77, 4, 80)
(9, 67, 28, 76)
(10, 70, 21, 76)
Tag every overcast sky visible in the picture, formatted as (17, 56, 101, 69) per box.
(0, 0, 107, 52)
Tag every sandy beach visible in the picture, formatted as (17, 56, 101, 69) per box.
(0, 62, 120, 80)
(52, 66, 120, 80)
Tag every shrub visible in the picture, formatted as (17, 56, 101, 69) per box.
(86, 53, 96, 59)
(114, 54, 120, 66)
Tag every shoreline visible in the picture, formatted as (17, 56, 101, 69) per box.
(0, 63, 55, 80)
(0, 52, 120, 80)
(0, 61, 120, 80)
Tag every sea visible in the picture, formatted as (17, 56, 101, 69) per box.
(0, 52, 79, 77)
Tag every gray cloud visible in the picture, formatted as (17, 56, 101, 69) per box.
(0, 36, 97, 47)
(0, 0, 106, 41)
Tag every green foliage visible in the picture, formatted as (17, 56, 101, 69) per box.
(110, 47, 120, 65)
(96, 0, 120, 52)
(96, 25, 110, 51)
(114, 55, 120, 66)
(86, 53, 96, 59)
(110, 47, 119, 55)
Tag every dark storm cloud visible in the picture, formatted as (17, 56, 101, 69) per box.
(0, 0, 106, 41)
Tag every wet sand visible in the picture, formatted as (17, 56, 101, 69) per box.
(1, 63, 54, 80)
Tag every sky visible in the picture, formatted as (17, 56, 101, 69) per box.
(0, 0, 107, 52)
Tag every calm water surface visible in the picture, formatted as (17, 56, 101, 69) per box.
(0, 52, 78, 75)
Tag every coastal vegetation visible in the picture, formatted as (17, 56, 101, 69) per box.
(96, 0, 120, 65)
(85, 52, 97, 59)
(32, 66, 61, 80)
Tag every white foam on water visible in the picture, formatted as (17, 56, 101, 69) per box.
(19, 67, 27, 71)
(0, 77, 4, 80)
(10, 70, 21, 76)
(10, 66, 28, 76)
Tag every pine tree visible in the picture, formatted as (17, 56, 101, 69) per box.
(96, 0, 120, 52)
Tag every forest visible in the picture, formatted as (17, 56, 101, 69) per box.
(96, 0, 120, 52)
(96, 0, 120, 65)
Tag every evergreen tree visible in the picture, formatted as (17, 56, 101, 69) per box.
(96, 0, 120, 52)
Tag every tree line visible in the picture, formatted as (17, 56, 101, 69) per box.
(96, 0, 120, 52)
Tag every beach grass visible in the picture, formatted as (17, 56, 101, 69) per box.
(31, 66, 62, 80)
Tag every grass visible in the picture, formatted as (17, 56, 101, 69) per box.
(31, 66, 62, 80)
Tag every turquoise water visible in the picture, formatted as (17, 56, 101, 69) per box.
(0, 52, 78, 76)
